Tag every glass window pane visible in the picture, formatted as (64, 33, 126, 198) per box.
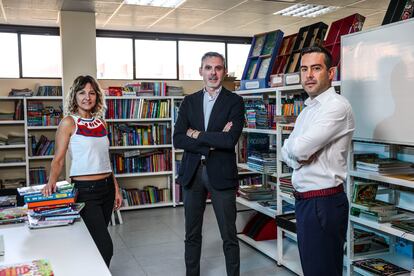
(135, 40, 177, 79)
(227, 43, 251, 80)
(97, 37, 133, 79)
(21, 34, 62, 78)
(0, 33, 19, 78)
(178, 41, 225, 80)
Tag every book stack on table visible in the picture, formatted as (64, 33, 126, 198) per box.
(17, 181, 84, 229)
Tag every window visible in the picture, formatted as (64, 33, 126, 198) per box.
(96, 37, 133, 79)
(135, 40, 177, 79)
(178, 41, 225, 80)
(0, 33, 19, 78)
(21, 34, 62, 78)
(227, 43, 251, 80)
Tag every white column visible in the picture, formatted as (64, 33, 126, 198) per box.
(59, 11, 97, 179)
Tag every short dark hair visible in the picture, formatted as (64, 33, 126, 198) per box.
(201, 52, 226, 68)
(300, 45, 333, 69)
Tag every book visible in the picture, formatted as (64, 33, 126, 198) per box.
(0, 259, 54, 276)
(17, 181, 72, 196)
(352, 181, 378, 203)
(351, 200, 395, 212)
(0, 206, 28, 225)
(353, 258, 410, 275)
(27, 197, 76, 209)
(24, 188, 76, 203)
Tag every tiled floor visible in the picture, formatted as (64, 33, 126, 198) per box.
(108, 205, 296, 276)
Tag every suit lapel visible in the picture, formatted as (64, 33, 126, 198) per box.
(207, 88, 229, 131)
(195, 90, 205, 131)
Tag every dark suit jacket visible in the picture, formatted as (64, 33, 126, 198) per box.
(173, 87, 245, 190)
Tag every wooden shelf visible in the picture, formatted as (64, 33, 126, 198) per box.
(27, 96, 63, 100)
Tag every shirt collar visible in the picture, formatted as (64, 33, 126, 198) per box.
(304, 86, 335, 106)
(203, 86, 222, 101)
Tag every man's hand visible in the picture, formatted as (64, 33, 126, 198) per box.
(222, 121, 232, 132)
(299, 152, 318, 165)
(186, 128, 200, 139)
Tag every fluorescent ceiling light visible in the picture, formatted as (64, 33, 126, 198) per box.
(274, 4, 339, 17)
(124, 0, 186, 8)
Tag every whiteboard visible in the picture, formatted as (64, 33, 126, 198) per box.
(341, 18, 414, 146)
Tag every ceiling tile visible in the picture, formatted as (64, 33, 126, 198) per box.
(179, 0, 244, 11)
(231, 0, 294, 15)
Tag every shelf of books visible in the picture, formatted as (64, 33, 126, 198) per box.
(234, 83, 314, 271)
(0, 85, 63, 191)
(346, 140, 414, 276)
(105, 93, 178, 221)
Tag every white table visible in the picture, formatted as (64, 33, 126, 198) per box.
(0, 220, 111, 276)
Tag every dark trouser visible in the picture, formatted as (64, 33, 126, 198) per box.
(74, 176, 115, 267)
(295, 191, 348, 276)
(183, 164, 240, 276)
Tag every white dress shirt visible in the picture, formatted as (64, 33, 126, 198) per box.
(281, 87, 355, 192)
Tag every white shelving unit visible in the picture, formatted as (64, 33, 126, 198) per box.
(234, 83, 311, 274)
(346, 140, 414, 276)
(234, 82, 341, 275)
(106, 95, 186, 223)
(0, 94, 63, 188)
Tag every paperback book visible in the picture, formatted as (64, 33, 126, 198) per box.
(353, 258, 410, 275)
(0, 259, 54, 276)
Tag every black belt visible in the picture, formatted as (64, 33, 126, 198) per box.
(73, 175, 113, 188)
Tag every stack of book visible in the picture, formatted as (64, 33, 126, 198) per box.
(391, 219, 414, 232)
(0, 206, 27, 225)
(8, 88, 33, 96)
(353, 228, 389, 255)
(0, 195, 17, 208)
(167, 86, 184, 96)
(27, 101, 62, 126)
(18, 181, 81, 229)
(238, 175, 262, 186)
(350, 180, 414, 223)
(247, 152, 277, 174)
(239, 185, 274, 201)
(353, 258, 410, 275)
(0, 112, 14, 120)
(6, 132, 25, 145)
(356, 157, 413, 173)
(35, 85, 62, 96)
(279, 176, 294, 195)
(1, 178, 26, 189)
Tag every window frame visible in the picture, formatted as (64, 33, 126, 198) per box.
(0, 25, 251, 80)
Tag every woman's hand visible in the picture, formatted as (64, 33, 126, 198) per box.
(114, 188, 123, 210)
(42, 182, 57, 197)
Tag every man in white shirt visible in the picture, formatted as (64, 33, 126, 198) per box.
(281, 46, 355, 276)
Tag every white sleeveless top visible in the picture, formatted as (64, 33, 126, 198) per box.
(68, 115, 112, 177)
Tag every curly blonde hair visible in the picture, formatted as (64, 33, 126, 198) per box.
(64, 75, 106, 118)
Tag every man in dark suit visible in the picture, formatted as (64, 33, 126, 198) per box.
(173, 52, 245, 276)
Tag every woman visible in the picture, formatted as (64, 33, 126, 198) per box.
(42, 75, 123, 267)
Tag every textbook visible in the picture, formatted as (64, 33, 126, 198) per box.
(24, 188, 76, 203)
(17, 181, 72, 196)
(353, 258, 410, 275)
(0, 259, 54, 276)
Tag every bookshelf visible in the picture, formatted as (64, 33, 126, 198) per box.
(104, 95, 187, 222)
(235, 81, 341, 275)
(0, 91, 64, 190)
(345, 140, 414, 276)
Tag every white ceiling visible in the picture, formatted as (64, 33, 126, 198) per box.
(0, 0, 390, 37)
